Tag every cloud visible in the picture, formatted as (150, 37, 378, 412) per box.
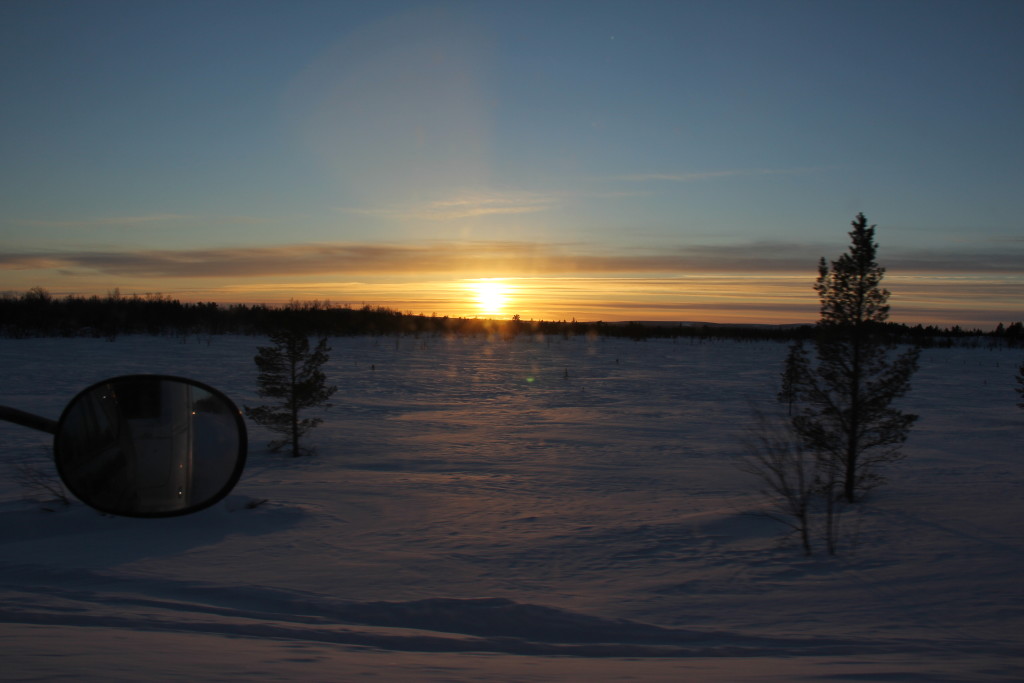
(616, 171, 748, 182)
(0, 241, 811, 279)
(5, 242, 1018, 328)
(883, 248, 1024, 274)
(614, 168, 821, 183)
(419, 195, 555, 220)
(12, 214, 193, 229)
(1, 240, 1021, 280)
(341, 192, 558, 221)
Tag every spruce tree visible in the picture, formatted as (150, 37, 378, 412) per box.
(782, 213, 920, 502)
(245, 330, 337, 457)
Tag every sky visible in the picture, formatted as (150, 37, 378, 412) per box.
(1, 0, 1022, 327)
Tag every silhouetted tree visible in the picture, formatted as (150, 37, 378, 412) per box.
(781, 214, 920, 503)
(1016, 360, 1024, 409)
(245, 330, 337, 457)
(739, 411, 817, 555)
(778, 340, 810, 416)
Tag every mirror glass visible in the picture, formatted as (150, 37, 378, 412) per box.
(54, 375, 247, 517)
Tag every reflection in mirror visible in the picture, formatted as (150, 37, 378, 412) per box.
(54, 376, 247, 517)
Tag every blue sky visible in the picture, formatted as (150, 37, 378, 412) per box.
(1, 0, 1021, 325)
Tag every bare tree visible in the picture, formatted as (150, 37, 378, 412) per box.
(739, 410, 817, 555)
(11, 455, 70, 509)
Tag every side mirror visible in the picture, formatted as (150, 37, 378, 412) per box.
(52, 375, 247, 517)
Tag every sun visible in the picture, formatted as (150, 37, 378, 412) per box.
(470, 280, 508, 317)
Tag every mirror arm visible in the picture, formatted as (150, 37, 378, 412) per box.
(0, 405, 59, 435)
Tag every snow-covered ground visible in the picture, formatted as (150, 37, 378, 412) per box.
(1, 333, 1022, 681)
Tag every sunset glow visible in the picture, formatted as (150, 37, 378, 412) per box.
(1, 2, 1021, 329)
(469, 280, 510, 318)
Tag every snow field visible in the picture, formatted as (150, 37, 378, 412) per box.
(1, 333, 1022, 681)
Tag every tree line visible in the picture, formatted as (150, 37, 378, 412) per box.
(2, 286, 1021, 346)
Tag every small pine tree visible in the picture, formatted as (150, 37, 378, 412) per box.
(245, 330, 337, 457)
(782, 213, 920, 503)
(778, 340, 810, 416)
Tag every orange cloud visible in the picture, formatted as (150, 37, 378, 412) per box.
(3, 241, 1020, 327)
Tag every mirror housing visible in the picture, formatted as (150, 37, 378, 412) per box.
(53, 375, 247, 517)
